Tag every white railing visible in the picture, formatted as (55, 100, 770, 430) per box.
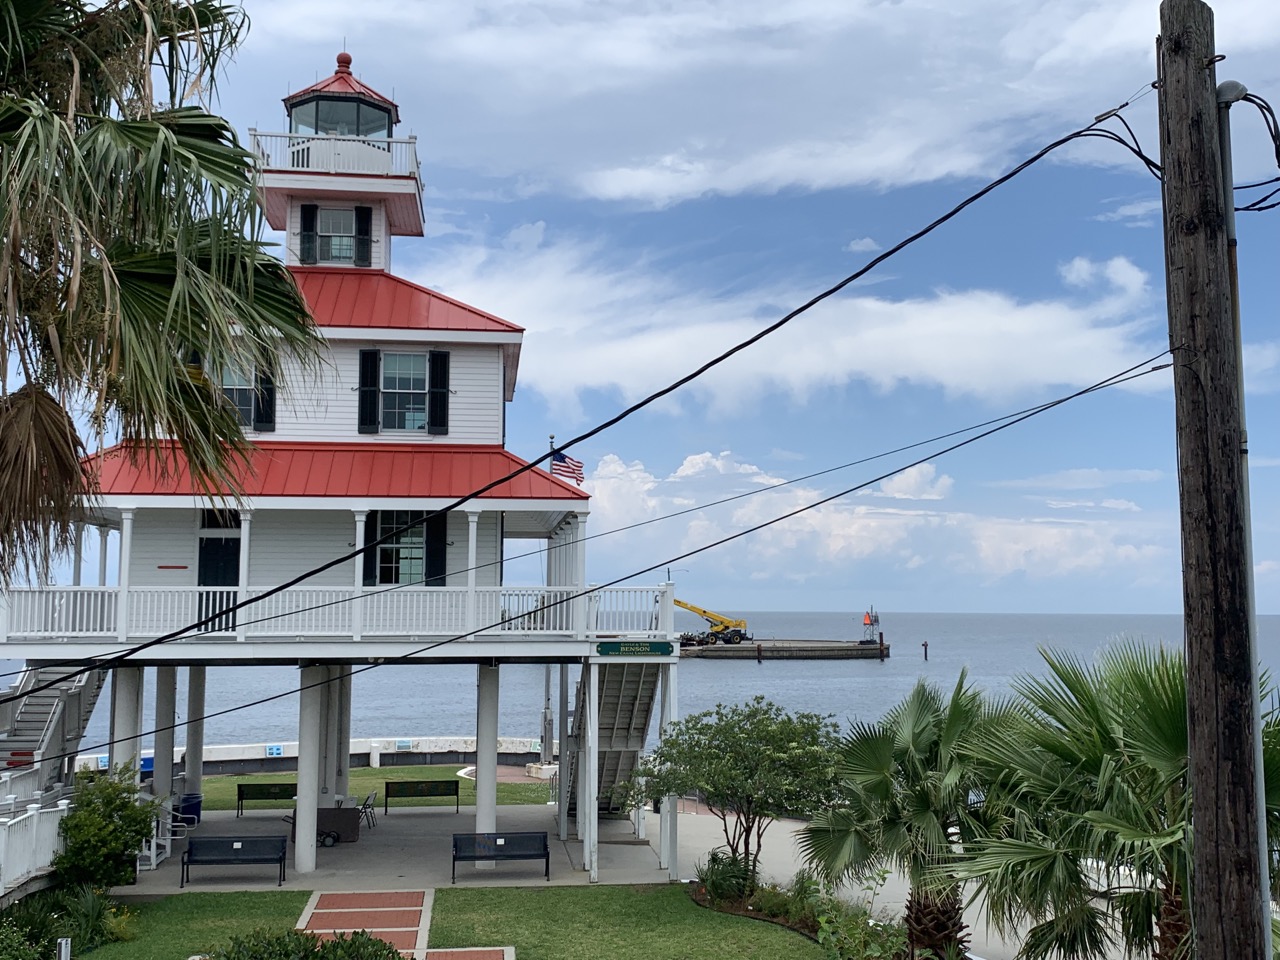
(2, 585, 675, 643)
(0, 800, 68, 894)
(250, 130, 420, 179)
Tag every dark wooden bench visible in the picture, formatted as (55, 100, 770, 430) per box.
(451, 831, 549, 883)
(236, 782, 296, 816)
(180, 835, 288, 887)
(384, 779, 459, 814)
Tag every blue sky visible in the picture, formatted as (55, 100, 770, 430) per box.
(215, 0, 1280, 615)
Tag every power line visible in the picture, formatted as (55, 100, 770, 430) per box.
(1, 101, 1168, 708)
(39, 352, 1171, 766)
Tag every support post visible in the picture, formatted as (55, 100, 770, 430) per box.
(116, 510, 134, 644)
(321, 665, 339, 806)
(153, 666, 177, 800)
(584, 659, 599, 882)
(352, 511, 367, 643)
(336, 666, 352, 801)
(295, 664, 325, 874)
(235, 510, 252, 642)
(658, 661, 679, 880)
(475, 664, 499, 867)
(558, 663, 570, 841)
(109, 667, 141, 778)
(466, 511, 480, 634)
(1157, 2, 1269, 956)
(97, 528, 109, 586)
(185, 666, 206, 796)
(72, 524, 83, 587)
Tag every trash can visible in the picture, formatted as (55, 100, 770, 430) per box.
(178, 793, 203, 824)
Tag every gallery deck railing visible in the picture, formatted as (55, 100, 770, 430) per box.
(249, 130, 420, 179)
(1, 585, 671, 642)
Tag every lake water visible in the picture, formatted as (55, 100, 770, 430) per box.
(6, 611, 1280, 753)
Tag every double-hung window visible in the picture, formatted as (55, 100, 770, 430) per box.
(377, 510, 424, 584)
(318, 208, 355, 263)
(219, 364, 255, 426)
(381, 353, 428, 430)
(358, 348, 449, 435)
(211, 358, 276, 432)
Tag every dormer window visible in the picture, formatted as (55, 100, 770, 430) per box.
(299, 204, 373, 267)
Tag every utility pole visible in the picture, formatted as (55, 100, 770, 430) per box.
(1157, 2, 1270, 957)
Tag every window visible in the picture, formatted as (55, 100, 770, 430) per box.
(219, 364, 254, 426)
(318, 208, 355, 263)
(200, 509, 241, 530)
(380, 353, 428, 430)
(377, 511, 425, 585)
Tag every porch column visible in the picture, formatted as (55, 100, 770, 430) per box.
(296, 664, 326, 874)
(97, 527, 109, 586)
(185, 666, 206, 795)
(659, 661, 679, 880)
(584, 658, 599, 882)
(154, 666, 177, 800)
(109, 666, 141, 779)
(475, 664, 499, 862)
(352, 511, 366, 643)
(336, 666, 352, 801)
(116, 509, 134, 644)
(466, 511, 480, 634)
(72, 524, 83, 586)
(558, 663, 570, 841)
(235, 510, 252, 642)
(321, 665, 340, 806)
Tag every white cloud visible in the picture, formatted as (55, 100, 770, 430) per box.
(1043, 498, 1141, 512)
(845, 237, 881, 253)
(996, 468, 1164, 490)
(968, 516, 1165, 579)
(412, 239, 1166, 415)
(1093, 198, 1162, 226)
(865, 463, 953, 500)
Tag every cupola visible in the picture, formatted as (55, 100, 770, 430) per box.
(283, 52, 400, 138)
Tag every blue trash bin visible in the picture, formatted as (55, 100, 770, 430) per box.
(178, 793, 203, 824)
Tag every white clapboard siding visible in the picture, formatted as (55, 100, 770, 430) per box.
(247, 511, 356, 586)
(129, 510, 197, 585)
(445, 512, 501, 587)
(263, 341, 503, 444)
(284, 199, 387, 270)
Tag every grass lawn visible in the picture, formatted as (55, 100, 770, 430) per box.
(199, 764, 549, 812)
(88, 891, 309, 960)
(429, 884, 824, 960)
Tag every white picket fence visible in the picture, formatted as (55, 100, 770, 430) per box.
(0, 800, 68, 893)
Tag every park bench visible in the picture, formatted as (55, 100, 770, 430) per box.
(384, 779, 460, 814)
(236, 781, 296, 816)
(180, 835, 288, 887)
(451, 831, 549, 883)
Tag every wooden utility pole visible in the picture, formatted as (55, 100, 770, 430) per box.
(1157, 1, 1269, 957)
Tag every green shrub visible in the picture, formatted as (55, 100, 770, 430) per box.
(695, 849, 751, 905)
(747, 883, 792, 919)
(814, 896, 908, 960)
(785, 869, 823, 929)
(53, 765, 156, 889)
(209, 928, 400, 959)
(0, 919, 42, 960)
(0, 885, 134, 954)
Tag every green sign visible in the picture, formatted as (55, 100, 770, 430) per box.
(596, 640, 674, 657)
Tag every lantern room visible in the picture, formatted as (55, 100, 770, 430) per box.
(284, 52, 400, 139)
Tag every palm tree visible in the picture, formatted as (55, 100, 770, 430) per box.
(799, 671, 997, 959)
(0, 1, 318, 580)
(956, 643, 1280, 960)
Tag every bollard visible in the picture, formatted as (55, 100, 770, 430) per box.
(922, 640, 929, 661)
(756, 643, 763, 664)
(57, 937, 71, 960)
(879, 631, 885, 662)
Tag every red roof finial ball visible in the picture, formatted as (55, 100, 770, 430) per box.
(336, 52, 353, 74)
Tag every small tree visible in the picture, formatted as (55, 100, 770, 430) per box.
(53, 765, 156, 889)
(632, 696, 840, 886)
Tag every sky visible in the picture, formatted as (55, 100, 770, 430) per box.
(213, 0, 1280, 615)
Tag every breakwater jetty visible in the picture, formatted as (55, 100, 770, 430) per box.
(681, 639, 890, 660)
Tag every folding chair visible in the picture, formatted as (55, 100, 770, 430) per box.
(358, 791, 377, 828)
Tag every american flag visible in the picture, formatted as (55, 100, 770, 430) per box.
(550, 451, 585, 484)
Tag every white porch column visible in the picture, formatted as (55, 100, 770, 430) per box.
(97, 528, 109, 586)
(72, 523, 83, 586)
(109, 667, 141, 778)
(321, 665, 340, 806)
(558, 662, 570, 841)
(336, 666, 352, 801)
(235, 510, 252, 642)
(116, 509, 134, 644)
(352, 511, 367, 643)
(185, 666, 206, 795)
(475, 664, 499, 863)
(466, 511, 480, 634)
(154, 666, 177, 800)
(584, 658, 599, 882)
(295, 664, 326, 874)
(659, 661, 680, 880)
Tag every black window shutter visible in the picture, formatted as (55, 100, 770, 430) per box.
(354, 206, 373, 267)
(299, 204, 318, 264)
(425, 512, 448, 586)
(252, 365, 276, 432)
(428, 350, 449, 436)
(357, 349, 380, 434)
(362, 511, 378, 586)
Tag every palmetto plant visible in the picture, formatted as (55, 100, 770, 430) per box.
(799, 672, 997, 959)
(957, 643, 1280, 960)
(0, 0, 318, 580)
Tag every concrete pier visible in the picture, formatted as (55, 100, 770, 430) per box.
(680, 639, 890, 660)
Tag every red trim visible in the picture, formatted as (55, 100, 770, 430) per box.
(156, 565, 189, 570)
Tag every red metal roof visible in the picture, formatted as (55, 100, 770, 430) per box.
(88, 442, 588, 501)
(289, 267, 523, 334)
(284, 53, 400, 124)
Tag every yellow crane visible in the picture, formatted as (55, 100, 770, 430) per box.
(673, 599, 751, 646)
